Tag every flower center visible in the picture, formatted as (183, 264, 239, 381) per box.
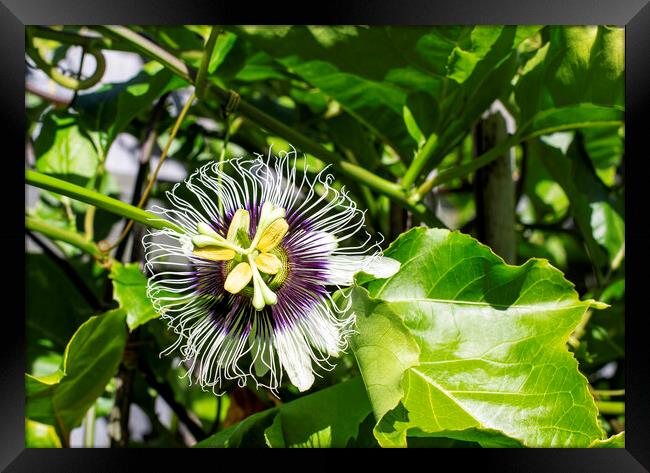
(191, 202, 289, 311)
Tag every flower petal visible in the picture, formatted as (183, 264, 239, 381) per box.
(275, 328, 315, 392)
(326, 255, 400, 286)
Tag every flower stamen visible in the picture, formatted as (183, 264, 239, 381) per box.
(192, 247, 236, 261)
(254, 252, 282, 275)
(247, 202, 287, 253)
(224, 261, 253, 294)
(226, 209, 250, 245)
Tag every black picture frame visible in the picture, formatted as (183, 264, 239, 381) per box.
(5, 0, 649, 469)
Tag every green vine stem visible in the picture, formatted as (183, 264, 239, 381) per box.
(26, 216, 103, 257)
(99, 26, 193, 82)
(195, 26, 220, 98)
(30, 26, 134, 53)
(410, 134, 521, 202)
(25, 170, 182, 233)
(402, 133, 439, 190)
(26, 30, 106, 91)
(596, 401, 625, 415)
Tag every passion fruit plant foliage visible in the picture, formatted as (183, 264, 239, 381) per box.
(25, 25, 625, 448)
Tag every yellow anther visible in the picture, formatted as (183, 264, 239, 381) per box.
(192, 247, 236, 261)
(254, 252, 282, 275)
(227, 209, 250, 243)
(256, 218, 289, 253)
(224, 262, 253, 294)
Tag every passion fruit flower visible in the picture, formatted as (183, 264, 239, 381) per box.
(143, 149, 399, 394)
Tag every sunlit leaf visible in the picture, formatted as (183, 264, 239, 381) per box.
(110, 262, 159, 330)
(25, 419, 62, 448)
(347, 228, 605, 447)
(34, 111, 99, 186)
(589, 431, 624, 448)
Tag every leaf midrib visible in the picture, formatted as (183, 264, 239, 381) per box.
(384, 297, 587, 311)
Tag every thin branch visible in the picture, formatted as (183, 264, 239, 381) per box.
(591, 389, 625, 398)
(596, 401, 625, 416)
(208, 397, 222, 436)
(99, 26, 193, 83)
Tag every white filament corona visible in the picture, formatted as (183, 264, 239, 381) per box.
(143, 147, 399, 395)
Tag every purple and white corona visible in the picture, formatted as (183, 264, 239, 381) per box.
(143, 149, 399, 394)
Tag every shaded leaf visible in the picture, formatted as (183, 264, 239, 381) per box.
(515, 26, 624, 123)
(26, 254, 97, 374)
(34, 111, 99, 186)
(196, 378, 372, 448)
(534, 134, 624, 268)
(522, 105, 623, 139)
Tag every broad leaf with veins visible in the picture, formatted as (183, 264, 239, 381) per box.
(347, 228, 606, 447)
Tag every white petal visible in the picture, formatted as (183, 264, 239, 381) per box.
(275, 329, 315, 392)
(301, 303, 341, 357)
(311, 231, 338, 253)
(180, 234, 194, 254)
(326, 255, 400, 286)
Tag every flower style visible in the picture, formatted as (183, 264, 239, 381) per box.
(143, 148, 399, 394)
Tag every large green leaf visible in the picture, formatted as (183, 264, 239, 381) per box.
(347, 227, 605, 447)
(547, 26, 624, 108)
(110, 262, 159, 330)
(196, 377, 373, 448)
(26, 309, 128, 440)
